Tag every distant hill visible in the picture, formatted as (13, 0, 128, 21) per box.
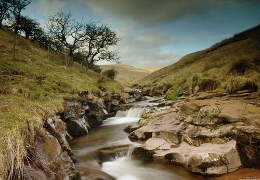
(142, 66, 164, 72)
(139, 24, 260, 99)
(100, 64, 155, 85)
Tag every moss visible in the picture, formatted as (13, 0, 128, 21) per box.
(132, 147, 154, 160)
(197, 155, 229, 173)
(199, 107, 221, 120)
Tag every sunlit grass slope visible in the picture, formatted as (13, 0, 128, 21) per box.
(0, 28, 122, 178)
(100, 64, 152, 85)
(139, 24, 260, 99)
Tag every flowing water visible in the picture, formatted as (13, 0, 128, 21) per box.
(69, 100, 260, 180)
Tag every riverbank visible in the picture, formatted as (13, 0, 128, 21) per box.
(126, 91, 260, 177)
(0, 27, 125, 179)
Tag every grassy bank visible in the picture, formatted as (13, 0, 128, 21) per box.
(139, 25, 260, 98)
(0, 28, 122, 179)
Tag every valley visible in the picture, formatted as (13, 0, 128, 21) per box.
(0, 23, 260, 180)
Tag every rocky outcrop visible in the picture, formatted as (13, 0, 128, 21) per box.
(24, 117, 80, 180)
(128, 92, 260, 175)
(61, 98, 108, 136)
(20, 89, 150, 179)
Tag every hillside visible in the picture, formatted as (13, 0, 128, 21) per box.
(142, 66, 164, 72)
(139, 24, 260, 99)
(0, 28, 122, 177)
(100, 64, 152, 84)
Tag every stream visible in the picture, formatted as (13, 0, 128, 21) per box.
(69, 98, 204, 180)
(68, 99, 260, 180)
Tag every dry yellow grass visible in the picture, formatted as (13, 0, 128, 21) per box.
(142, 66, 164, 72)
(100, 64, 152, 85)
(139, 24, 260, 99)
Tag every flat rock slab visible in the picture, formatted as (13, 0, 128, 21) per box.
(130, 93, 260, 175)
(150, 140, 242, 175)
(144, 138, 172, 150)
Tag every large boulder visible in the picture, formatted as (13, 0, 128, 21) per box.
(61, 99, 107, 136)
(135, 138, 242, 175)
(66, 116, 89, 136)
(85, 101, 107, 128)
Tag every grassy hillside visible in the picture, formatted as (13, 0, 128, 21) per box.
(139, 24, 260, 99)
(100, 64, 152, 85)
(142, 66, 164, 72)
(0, 28, 122, 178)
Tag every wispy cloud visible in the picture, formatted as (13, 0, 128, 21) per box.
(32, 0, 68, 15)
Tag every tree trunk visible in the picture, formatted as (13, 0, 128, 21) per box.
(65, 53, 68, 66)
(47, 45, 50, 61)
(12, 32, 16, 60)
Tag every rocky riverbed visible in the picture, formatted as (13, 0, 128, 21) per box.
(22, 89, 260, 179)
(22, 89, 145, 179)
(126, 91, 260, 176)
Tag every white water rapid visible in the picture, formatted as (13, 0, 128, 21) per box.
(70, 100, 204, 180)
(115, 107, 150, 118)
(104, 107, 150, 126)
(101, 106, 200, 180)
(101, 144, 177, 180)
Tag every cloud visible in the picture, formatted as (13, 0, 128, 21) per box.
(136, 30, 176, 48)
(85, 0, 259, 26)
(25, 0, 260, 68)
(32, 0, 68, 16)
(109, 29, 187, 67)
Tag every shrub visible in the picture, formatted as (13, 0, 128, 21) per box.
(229, 59, 256, 75)
(199, 78, 220, 91)
(224, 77, 258, 93)
(189, 74, 200, 94)
(151, 82, 173, 96)
(102, 68, 118, 79)
(252, 57, 260, 66)
(91, 65, 102, 73)
(167, 89, 181, 100)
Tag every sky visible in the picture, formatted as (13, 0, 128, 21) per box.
(23, 0, 260, 68)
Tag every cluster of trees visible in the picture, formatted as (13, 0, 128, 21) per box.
(46, 11, 120, 71)
(0, 0, 34, 59)
(0, 0, 120, 72)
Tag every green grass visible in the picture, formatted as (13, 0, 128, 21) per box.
(0, 28, 123, 179)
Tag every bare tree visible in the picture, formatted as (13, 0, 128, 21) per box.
(30, 27, 50, 48)
(10, 0, 31, 59)
(11, 0, 31, 34)
(46, 11, 85, 58)
(0, 0, 12, 28)
(46, 11, 120, 68)
(80, 23, 120, 69)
